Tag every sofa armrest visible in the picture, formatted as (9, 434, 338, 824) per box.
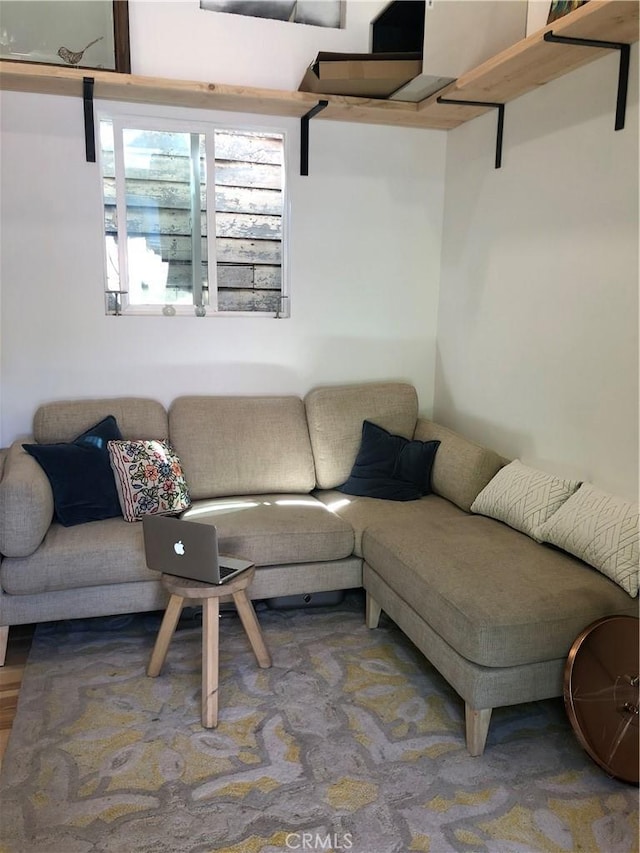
(414, 418, 506, 512)
(0, 439, 54, 557)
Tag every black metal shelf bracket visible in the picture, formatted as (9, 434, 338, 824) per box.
(544, 31, 630, 130)
(83, 76, 96, 163)
(301, 100, 328, 176)
(437, 96, 505, 169)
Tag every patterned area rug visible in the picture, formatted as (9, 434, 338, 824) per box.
(1, 594, 637, 853)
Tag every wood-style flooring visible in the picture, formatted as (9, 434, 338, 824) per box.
(0, 625, 34, 769)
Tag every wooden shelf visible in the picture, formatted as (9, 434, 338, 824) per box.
(418, 0, 639, 126)
(0, 0, 637, 131)
(0, 59, 446, 129)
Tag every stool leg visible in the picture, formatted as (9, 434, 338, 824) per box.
(233, 589, 272, 668)
(147, 594, 184, 677)
(202, 596, 219, 728)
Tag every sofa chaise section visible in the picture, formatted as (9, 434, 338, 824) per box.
(357, 430, 637, 755)
(304, 388, 637, 755)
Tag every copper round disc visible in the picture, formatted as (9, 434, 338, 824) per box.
(564, 615, 639, 785)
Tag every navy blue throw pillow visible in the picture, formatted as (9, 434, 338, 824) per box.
(23, 416, 123, 526)
(337, 420, 440, 501)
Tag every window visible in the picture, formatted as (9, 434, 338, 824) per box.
(99, 116, 287, 316)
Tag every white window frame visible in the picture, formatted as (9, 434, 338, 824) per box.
(98, 109, 290, 318)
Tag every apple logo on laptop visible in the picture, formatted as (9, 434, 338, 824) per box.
(174, 540, 185, 556)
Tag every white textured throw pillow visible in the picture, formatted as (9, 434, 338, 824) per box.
(470, 459, 580, 539)
(534, 484, 639, 598)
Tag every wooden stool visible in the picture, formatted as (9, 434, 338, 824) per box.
(147, 566, 272, 727)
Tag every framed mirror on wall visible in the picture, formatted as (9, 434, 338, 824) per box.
(0, 0, 130, 72)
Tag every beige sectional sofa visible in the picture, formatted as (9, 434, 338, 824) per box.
(0, 382, 635, 755)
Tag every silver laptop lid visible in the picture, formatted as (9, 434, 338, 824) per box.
(142, 515, 253, 585)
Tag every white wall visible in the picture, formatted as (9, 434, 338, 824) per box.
(128, 0, 386, 87)
(526, 0, 551, 36)
(0, 0, 447, 445)
(435, 46, 639, 501)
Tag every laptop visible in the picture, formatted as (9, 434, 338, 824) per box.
(142, 514, 254, 585)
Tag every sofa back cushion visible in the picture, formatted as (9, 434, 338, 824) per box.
(169, 396, 316, 500)
(33, 398, 168, 443)
(413, 419, 506, 512)
(305, 383, 419, 489)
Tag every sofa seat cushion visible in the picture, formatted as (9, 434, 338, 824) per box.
(362, 514, 637, 669)
(314, 490, 466, 557)
(0, 517, 154, 595)
(181, 494, 354, 566)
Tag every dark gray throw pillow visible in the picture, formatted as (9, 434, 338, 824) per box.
(337, 420, 440, 501)
(23, 416, 123, 526)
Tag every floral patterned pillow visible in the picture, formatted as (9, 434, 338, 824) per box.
(107, 439, 191, 523)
